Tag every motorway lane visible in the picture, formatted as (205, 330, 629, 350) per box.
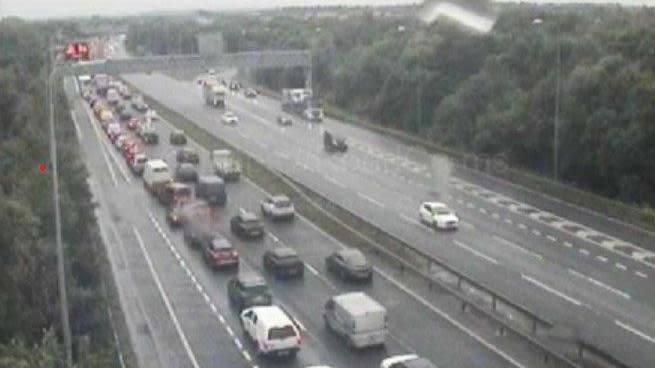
(122, 72, 655, 367)
(138, 105, 536, 368)
(67, 79, 253, 368)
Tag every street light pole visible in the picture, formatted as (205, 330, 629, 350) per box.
(553, 22, 561, 181)
(48, 38, 73, 368)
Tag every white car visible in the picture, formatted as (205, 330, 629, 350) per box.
(240, 305, 301, 358)
(145, 108, 158, 121)
(221, 111, 239, 125)
(260, 195, 295, 220)
(380, 354, 438, 368)
(419, 201, 459, 230)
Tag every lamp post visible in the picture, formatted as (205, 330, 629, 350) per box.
(48, 38, 73, 368)
(534, 17, 561, 181)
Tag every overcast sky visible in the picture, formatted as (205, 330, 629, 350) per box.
(1, 0, 653, 19)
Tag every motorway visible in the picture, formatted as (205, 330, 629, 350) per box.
(121, 71, 655, 367)
(62, 76, 561, 368)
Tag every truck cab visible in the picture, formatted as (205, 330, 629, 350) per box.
(203, 81, 227, 108)
(211, 149, 241, 181)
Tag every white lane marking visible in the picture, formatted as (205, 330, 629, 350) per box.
(563, 241, 573, 248)
(357, 192, 386, 208)
(504, 218, 513, 224)
(453, 240, 499, 265)
(532, 229, 541, 236)
(615, 320, 655, 345)
(521, 274, 582, 307)
(568, 269, 631, 300)
(492, 236, 543, 260)
(636, 271, 648, 279)
(596, 255, 608, 263)
(268, 233, 280, 243)
(82, 104, 131, 183)
(491, 213, 500, 219)
(466, 202, 475, 209)
(518, 223, 527, 230)
(479, 207, 487, 214)
(324, 175, 347, 189)
(132, 227, 201, 368)
(459, 221, 475, 230)
(305, 264, 319, 276)
(375, 268, 527, 368)
(579, 249, 590, 256)
(546, 235, 557, 242)
(400, 213, 423, 228)
(616, 263, 627, 271)
(71, 110, 82, 139)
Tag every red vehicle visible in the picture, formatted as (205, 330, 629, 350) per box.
(123, 142, 140, 163)
(127, 117, 140, 130)
(202, 236, 239, 269)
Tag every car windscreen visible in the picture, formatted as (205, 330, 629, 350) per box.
(267, 325, 296, 340)
(345, 252, 367, 267)
(274, 199, 291, 208)
(153, 167, 169, 174)
(435, 209, 452, 216)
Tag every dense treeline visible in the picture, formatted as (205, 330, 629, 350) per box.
(0, 18, 117, 366)
(125, 5, 655, 206)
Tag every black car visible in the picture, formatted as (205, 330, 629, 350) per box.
(176, 147, 200, 164)
(324, 131, 348, 153)
(183, 221, 216, 248)
(170, 129, 187, 145)
(277, 116, 293, 126)
(175, 163, 199, 183)
(325, 248, 372, 282)
(244, 88, 258, 98)
(119, 109, 132, 122)
(227, 273, 272, 312)
(230, 210, 264, 239)
(263, 247, 304, 278)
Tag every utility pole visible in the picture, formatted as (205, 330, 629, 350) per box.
(47, 37, 73, 368)
(553, 22, 561, 181)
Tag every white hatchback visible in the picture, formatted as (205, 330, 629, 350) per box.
(418, 201, 459, 230)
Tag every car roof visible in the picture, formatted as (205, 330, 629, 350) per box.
(339, 248, 364, 259)
(271, 247, 298, 258)
(247, 305, 293, 327)
(237, 273, 267, 287)
(198, 175, 224, 184)
(178, 163, 196, 170)
(332, 292, 385, 314)
(239, 209, 258, 221)
(147, 159, 167, 169)
(271, 195, 290, 203)
(211, 237, 232, 249)
(423, 201, 447, 209)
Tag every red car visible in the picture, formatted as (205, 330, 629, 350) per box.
(127, 117, 139, 130)
(202, 236, 239, 269)
(124, 144, 140, 163)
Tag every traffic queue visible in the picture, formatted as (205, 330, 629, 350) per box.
(81, 74, 437, 367)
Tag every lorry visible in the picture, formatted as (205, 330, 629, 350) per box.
(203, 80, 227, 108)
(210, 149, 241, 181)
(93, 74, 109, 96)
(281, 88, 324, 122)
(323, 292, 387, 349)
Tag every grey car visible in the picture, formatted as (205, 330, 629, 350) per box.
(326, 248, 372, 283)
(175, 163, 198, 183)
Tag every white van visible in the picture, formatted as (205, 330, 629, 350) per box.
(324, 292, 387, 348)
(143, 159, 171, 194)
(240, 305, 301, 358)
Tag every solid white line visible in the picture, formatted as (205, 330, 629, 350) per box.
(546, 235, 557, 242)
(375, 268, 527, 368)
(70, 110, 82, 139)
(324, 175, 347, 189)
(579, 249, 590, 256)
(563, 241, 573, 248)
(532, 229, 541, 236)
(616, 263, 627, 271)
(568, 269, 631, 300)
(596, 255, 608, 263)
(83, 104, 131, 183)
(84, 107, 118, 186)
(357, 192, 386, 208)
(521, 274, 582, 306)
(492, 236, 543, 260)
(454, 240, 499, 265)
(305, 264, 319, 276)
(615, 320, 655, 345)
(636, 271, 648, 279)
(132, 227, 201, 368)
(210, 303, 217, 314)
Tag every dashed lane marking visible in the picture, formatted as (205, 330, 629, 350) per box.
(493, 236, 543, 261)
(616, 263, 627, 271)
(596, 255, 608, 263)
(579, 249, 590, 256)
(546, 235, 557, 242)
(532, 229, 541, 236)
(568, 269, 631, 300)
(358, 192, 386, 208)
(454, 240, 499, 265)
(521, 274, 582, 307)
(636, 271, 648, 279)
(132, 227, 201, 368)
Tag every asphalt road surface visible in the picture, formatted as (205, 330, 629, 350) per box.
(121, 71, 655, 368)
(63, 76, 566, 368)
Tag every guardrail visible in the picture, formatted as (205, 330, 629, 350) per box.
(124, 78, 632, 368)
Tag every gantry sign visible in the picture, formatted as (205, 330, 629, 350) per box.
(55, 50, 312, 79)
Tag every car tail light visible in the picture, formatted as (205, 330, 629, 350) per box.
(232, 250, 238, 258)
